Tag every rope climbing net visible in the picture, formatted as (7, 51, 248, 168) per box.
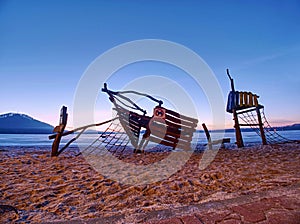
(77, 114, 132, 158)
(260, 108, 293, 144)
(237, 107, 292, 144)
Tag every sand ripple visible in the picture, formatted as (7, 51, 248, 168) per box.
(1, 143, 300, 222)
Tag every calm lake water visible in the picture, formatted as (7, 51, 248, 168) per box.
(0, 130, 299, 147)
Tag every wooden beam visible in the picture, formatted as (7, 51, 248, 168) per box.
(233, 109, 244, 148)
(256, 107, 267, 145)
(236, 105, 264, 115)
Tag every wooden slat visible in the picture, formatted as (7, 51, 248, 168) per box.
(118, 113, 140, 130)
(118, 117, 140, 135)
(116, 106, 151, 129)
(117, 111, 149, 135)
(149, 124, 193, 142)
(163, 118, 197, 132)
(116, 105, 197, 131)
(118, 117, 140, 133)
(150, 119, 196, 135)
(148, 136, 176, 148)
(165, 114, 197, 128)
(148, 136, 191, 150)
(149, 129, 190, 146)
(165, 108, 198, 123)
(150, 123, 192, 138)
(115, 105, 129, 115)
(235, 104, 264, 114)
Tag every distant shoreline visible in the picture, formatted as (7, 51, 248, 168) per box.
(1, 126, 300, 134)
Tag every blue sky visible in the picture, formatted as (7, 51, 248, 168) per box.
(0, 0, 299, 129)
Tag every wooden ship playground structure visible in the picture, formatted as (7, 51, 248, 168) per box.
(49, 70, 293, 157)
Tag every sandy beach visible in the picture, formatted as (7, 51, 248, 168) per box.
(1, 143, 300, 223)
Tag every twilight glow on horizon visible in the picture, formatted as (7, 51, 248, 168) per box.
(0, 1, 299, 129)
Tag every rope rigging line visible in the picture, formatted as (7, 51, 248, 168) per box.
(101, 83, 163, 115)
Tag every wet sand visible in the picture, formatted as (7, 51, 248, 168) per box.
(1, 143, 300, 223)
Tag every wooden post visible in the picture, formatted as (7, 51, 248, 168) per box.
(51, 106, 68, 157)
(227, 69, 244, 148)
(233, 109, 244, 148)
(256, 107, 267, 145)
(202, 123, 212, 150)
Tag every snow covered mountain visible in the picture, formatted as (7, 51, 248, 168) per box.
(0, 113, 54, 134)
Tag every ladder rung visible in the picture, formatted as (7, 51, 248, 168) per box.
(236, 105, 264, 115)
(240, 123, 260, 126)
